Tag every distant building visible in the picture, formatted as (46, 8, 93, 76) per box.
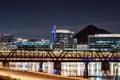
(16, 39, 51, 50)
(52, 28, 77, 50)
(0, 33, 14, 43)
(0, 33, 15, 50)
(88, 34, 120, 52)
(77, 44, 88, 51)
(14, 38, 28, 43)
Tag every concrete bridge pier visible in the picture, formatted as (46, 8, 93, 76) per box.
(2, 61, 9, 68)
(84, 62, 89, 78)
(54, 61, 61, 75)
(101, 61, 110, 76)
(38, 62, 43, 72)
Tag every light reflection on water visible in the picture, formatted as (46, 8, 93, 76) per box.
(0, 62, 120, 80)
(89, 76, 120, 80)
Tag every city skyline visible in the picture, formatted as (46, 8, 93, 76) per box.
(0, 0, 120, 39)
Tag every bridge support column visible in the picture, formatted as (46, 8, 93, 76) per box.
(38, 62, 43, 72)
(101, 61, 109, 71)
(53, 61, 61, 75)
(84, 62, 89, 78)
(2, 61, 9, 68)
(101, 61, 110, 76)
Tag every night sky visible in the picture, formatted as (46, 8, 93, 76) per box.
(0, 0, 120, 40)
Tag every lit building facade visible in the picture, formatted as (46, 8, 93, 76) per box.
(16, 39, 51, 50)
(52, 29, 76, 50)
(88, 34, 120, 52)
(77, 44, 88, 51)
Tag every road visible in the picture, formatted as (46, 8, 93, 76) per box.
(0, 67, 87, 80)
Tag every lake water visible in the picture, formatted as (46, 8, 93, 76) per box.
(0, 62, 120, 80)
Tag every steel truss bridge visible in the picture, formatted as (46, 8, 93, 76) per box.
(0, 49, 120, 62)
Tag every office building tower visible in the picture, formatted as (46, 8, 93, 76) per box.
(52, 28, 76, 50)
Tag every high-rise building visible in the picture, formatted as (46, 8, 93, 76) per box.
(88, 34, 120, 52)
(52, 27, 76, 50)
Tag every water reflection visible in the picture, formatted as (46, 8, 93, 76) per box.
(0, 62, 120, 80)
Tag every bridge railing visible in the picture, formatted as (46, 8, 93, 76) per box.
(0, 50, 120, 62)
